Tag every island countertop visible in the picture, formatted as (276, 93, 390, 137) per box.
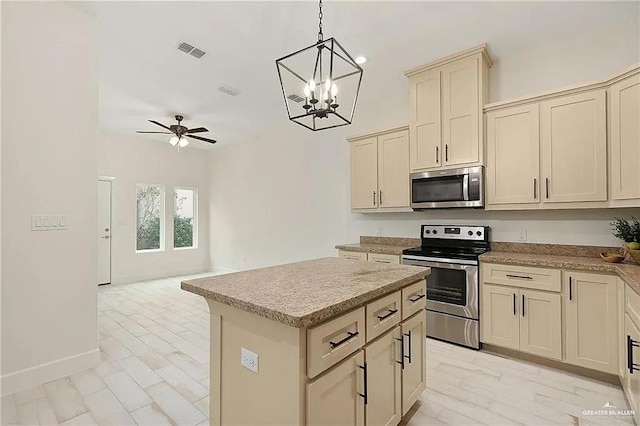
(181, 257, 429, 328)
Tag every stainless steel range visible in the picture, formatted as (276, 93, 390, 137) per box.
(402, 225, 490, 349)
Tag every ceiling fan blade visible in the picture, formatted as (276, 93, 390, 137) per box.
(136, 131, 173, 134)
(185, 134, 217, 144)
(186, 127, 209, 134)
(149, 120, 172, 131)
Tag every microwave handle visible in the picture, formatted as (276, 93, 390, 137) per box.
(463, 175, 469, 201)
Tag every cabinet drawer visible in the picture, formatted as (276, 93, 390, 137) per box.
(366, 291, 402, 342)
(308, 307, 366, 379)
(482, 263, 561, 292)
(402, 281, 427, 320)
(367, 253, 400, 264)
(339, 250, 368, 261)
(627, 284, 640, 329)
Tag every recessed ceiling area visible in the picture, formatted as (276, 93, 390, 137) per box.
(76, 1, 639, 149)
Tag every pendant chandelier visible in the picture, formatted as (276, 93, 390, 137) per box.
(276, 0, 363, 131)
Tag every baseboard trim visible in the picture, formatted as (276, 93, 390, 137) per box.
(1, 348, 100, 396)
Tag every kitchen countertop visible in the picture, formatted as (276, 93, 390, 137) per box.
(181, 257, 429, 328)
(335, 236, 420, 255)
(480, 251, 640, 295)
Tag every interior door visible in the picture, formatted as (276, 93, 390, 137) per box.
(98, 180, 112, 285)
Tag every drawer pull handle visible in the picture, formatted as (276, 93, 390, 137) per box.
(358, 363, 368, 405)
(628, 335, 640, 374)
(377, 309, 398, 321)
(405, 330, 412, 364)
(513, 293, 516, 316)
(533, 178, 537, 199)
(506, 274, 533, 280)
(329, 331, 359, 350)
(569, 276, 573, 301)
(522, 294, 525, 317)
(396, 335, 405, 370)
(409, 294, 426, 302)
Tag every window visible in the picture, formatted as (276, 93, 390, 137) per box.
(136, 184, 164, 251)
(174, 188, 197, 249)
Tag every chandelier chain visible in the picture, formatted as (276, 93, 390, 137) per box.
(318, 0, 323, 42)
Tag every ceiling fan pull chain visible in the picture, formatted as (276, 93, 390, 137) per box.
(318, 0, 323, 42)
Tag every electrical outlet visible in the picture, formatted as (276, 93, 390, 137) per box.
(241, 347, 258, 373)
(376, 227, 382, 236)
(517, 230, 527, 242)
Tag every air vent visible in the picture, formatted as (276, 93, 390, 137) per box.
(287, 94, 305, 103)
(218, 86, 240, 97)
(177, 42, 206, 59)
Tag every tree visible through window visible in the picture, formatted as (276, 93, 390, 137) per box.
(136, 185, 163, 251)
(174, 188, 196, 248)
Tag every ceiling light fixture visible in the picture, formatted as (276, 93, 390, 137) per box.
(276, 0, 363, 131)
(355, 56, 367, 65)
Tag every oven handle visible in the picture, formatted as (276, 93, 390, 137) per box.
(402, 256, 478, 269)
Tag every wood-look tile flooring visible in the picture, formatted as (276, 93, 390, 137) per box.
(1, 274, 633, 426)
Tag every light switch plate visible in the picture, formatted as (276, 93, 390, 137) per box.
(241, 347, 258, 373)
(31, 215, 68, 231)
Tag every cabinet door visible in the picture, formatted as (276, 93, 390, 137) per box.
(565, 272, 618, 374)
(624, 314, 640, 425)
(400, 311, 426, 416)
(480, 284, 520, 350)
(486, 104, 540, 205)
(409, 70, 441, 171)
(520, 289, 562, 360)
(610, 73, 640, 202)
(378, 130, 410, 208)
(540, 90, 607, 203)
(307, 351, 365, 426)
(351, 138, 378, 209)
(442, 56, 480, 166)
(364, 327, 402, 426)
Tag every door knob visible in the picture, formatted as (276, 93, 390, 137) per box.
(101, 235, 110, 239)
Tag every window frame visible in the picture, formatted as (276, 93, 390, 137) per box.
(173, 186, 198, 250)
(135, 183, 165, 253)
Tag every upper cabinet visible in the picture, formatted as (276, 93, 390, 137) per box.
(609, 69, 640, 206)
(406, 45, 492, 172)
(349, 127, 411, 212)
(485, 64, 640, 210)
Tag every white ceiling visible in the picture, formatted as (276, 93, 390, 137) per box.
(77, 1, 639, 149)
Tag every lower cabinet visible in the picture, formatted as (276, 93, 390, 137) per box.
(565, 272, 618, 374)
(307, 351, 365, 426)
(624, 313, 640, 423)
(365, 327, 402, 426)
(481, 283, 562, 360)
(338, 250, 401, 264)
(339, 251, 369, 261)
(400, 310, 427, 415)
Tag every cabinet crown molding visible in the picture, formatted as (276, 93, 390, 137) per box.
(484, 63, 640, 112)
(347, 125, 409, 143)
(404, 43, 494, 78)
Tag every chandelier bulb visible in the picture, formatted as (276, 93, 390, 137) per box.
(325, 78, 331, 90)
(331, 83, 338, 97)
(304, 84, 311, 98)
(308, 79, 316, 92)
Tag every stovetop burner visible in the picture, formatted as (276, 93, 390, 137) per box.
(402, 224, 491, 261)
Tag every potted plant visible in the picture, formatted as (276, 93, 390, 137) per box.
(610, 217, 640, 264)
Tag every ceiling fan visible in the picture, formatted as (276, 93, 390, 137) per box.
(136, 115, 217, 148)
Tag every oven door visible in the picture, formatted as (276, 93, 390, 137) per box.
(402, 257, 478, 319)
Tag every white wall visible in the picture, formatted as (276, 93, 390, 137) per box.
(209, 12, 640, 272)
(1, 2, 99, 394)
(99, 132, 211, 284)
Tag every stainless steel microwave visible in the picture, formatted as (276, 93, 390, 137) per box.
(411, 166, 484, 209)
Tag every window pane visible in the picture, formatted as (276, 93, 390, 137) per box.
(174, 188, 196, 248)
(136, 185, 163, 251)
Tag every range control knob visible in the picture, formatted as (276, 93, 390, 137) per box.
(468, 231, 473, 236)
(425, 230, 431, 234)
(477, 231, 482, 236)
(433, 230, 438, 235)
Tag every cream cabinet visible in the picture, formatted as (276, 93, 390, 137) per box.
(609, 70, 640, 206)
(349, 128, 410, 212)
(564, 272, 618, 374)
(406, 44, 491, 172)
(400, 310, 427, 416)
(481, 283, 562, 360)
(624, 313, 640, 424)
(338, 250, 401, 264)
(307, 350, 365, 426)
(364, 327, 402, 426)
(486, 104, 540, 206)
(541, 89, 607, 203)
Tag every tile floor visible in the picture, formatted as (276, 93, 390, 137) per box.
(1, 274, 634, 426)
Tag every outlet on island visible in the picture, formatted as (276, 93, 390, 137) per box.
(241, 347, 259, 373)
(517, 230, 528, 242)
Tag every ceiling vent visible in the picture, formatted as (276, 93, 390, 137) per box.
(287, 94, 305, 103)
(177, 42, 206, 59)
(218, 85, 240, 97)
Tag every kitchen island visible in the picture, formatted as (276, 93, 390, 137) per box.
(182, 257, 430, 426)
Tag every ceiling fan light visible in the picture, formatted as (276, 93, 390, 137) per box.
(169, 135, 180, 146)
(178, 137, 189, 148)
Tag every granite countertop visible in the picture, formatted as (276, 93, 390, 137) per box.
(480, 251, 640, 295)
(181, 257, 429, 328)
(335, 236, 420, 255)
